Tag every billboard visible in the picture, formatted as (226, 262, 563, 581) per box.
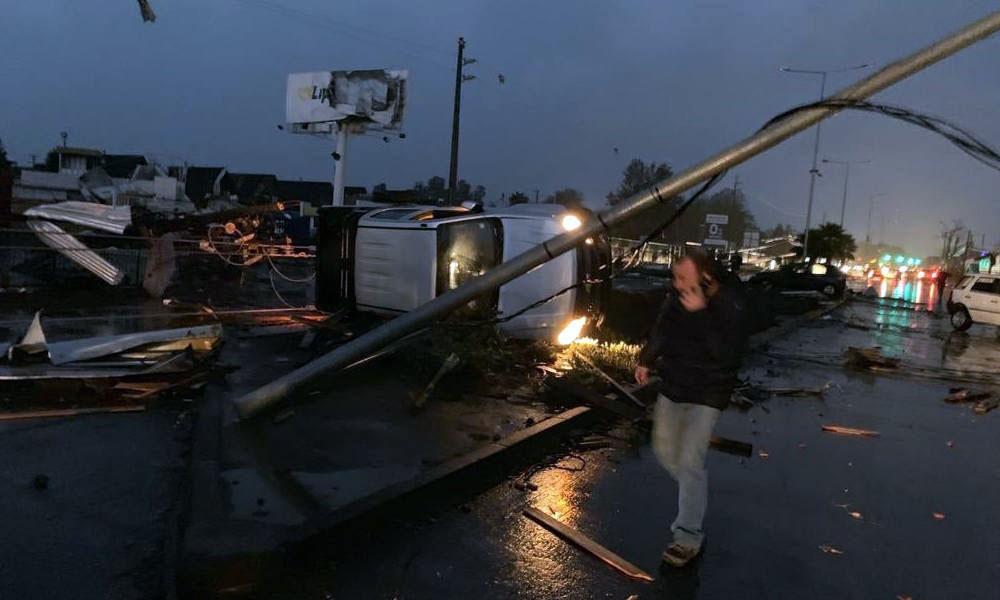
(286, 69, 408, 132)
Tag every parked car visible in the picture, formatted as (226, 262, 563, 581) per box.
(947, 273, 1000, 331)
(315, 203, 610, 344)
(748, 262, 846, 297)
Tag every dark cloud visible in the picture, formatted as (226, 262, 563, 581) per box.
(2, 0, 998, 255)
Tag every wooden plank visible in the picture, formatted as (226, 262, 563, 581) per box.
(128, 371, 208, 400)
(821, 425, 879, 437)
(572, 350, 644, 408)
(548, 378, 643, 419)
(523, 506, 654, 583)
(709, 436, 753, 457)
(0, 405, 145, 421)
(113, 381, 172, 393)
(973, 397, 999, 414)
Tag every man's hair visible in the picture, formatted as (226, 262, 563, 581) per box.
(679, 248, 720, 280)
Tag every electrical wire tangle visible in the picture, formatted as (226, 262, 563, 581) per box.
(481, 99, 1000, 327)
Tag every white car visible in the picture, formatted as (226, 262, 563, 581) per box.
(315, 203, 610, 344)
(947, 273, 1000, 331)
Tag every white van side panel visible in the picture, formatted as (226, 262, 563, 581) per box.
(354, 227, 437, 314)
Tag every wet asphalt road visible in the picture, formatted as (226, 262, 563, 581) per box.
(263, 297, 1000, 599)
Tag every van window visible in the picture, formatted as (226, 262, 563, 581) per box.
(971, 277, 998, 294)
(436, 218, 503, 313)
(810, 264, 828, 276)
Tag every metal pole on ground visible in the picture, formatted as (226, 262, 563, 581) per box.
(234, 10, 1000, 419)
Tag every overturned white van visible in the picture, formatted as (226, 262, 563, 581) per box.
(315, 203, 610, 344)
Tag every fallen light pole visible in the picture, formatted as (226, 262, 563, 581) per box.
(235, 10, 1000, 419)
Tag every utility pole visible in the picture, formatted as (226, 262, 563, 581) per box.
(780, 63, 870, 259)
(823, 158, 870, 227)
(448, 37, 476, 205)
(533, 189, 540, 203)
(866, 193, 885, 244)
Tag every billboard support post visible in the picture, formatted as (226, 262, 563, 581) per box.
(332, 122, 349, 206)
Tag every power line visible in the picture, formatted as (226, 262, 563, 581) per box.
(230, 0, 454, 70)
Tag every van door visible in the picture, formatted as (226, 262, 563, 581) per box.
(966, 276, 1000, 324)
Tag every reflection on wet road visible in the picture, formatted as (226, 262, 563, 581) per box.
(850, 276, 942, 311)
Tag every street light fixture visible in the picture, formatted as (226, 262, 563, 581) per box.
(822, 157, 871, 227)
(780, 63, 872, 260)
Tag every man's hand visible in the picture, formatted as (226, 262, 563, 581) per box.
(635, 365, 650, 385)
(678, 282, 708, 312)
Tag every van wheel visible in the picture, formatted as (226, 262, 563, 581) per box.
(950, 307, 973, 332)
(821, 284, 837, 297)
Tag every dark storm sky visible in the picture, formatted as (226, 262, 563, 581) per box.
(2, 1, 999, 256)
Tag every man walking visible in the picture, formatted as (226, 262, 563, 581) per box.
(634, 250, 750, 568)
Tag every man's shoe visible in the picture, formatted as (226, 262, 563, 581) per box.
(661, 543, 700, 568)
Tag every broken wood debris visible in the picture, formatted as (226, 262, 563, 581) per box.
(973, 397, 999, 414)
(0, 405, 145, 422)
(547, 377, 644, 420)
(845, 346, 900, 370)
(571, 350, 645, 408)
(755, 382, 831, 397)
(523, 507, 654, 582)
(943, 387, 992, 403)
(822, 425, 879, 438)
(412, 353, 460, 409)
(709, 436, 753, 457)
(943, 387, 997, 414)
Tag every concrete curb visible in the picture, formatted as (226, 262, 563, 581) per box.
(179, 405, 600, 595)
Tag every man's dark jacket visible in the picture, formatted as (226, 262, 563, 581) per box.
(637, 283, 750, 410)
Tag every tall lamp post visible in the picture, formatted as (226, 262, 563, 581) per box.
(780, 63, 871, 259)
(866, 192, 886, 245)
(822, 157, 871, 227)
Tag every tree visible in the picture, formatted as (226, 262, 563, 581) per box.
(427, 176, 446, 193)
(456, 179, 473, 202)
(508, 192, 530, 206)
(0, 138, 8, 167)
(606, 159, 673, 206)
(471, 185, 487, 203)
(799, 223, 856, 261)
(940, 220, 967, 274)
(544, 188, 586, 212)
(763, 223, 796, 239)
(606, 158, 680, 239)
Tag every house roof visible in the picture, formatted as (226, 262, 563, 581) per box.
(276, 180, 333, 206)
(372, 188, 421, 204)
(103, 154, 148, 178)
(52, 146, 103, 157)
(228, 172, 278, 201)
(184, 166, 226, 202)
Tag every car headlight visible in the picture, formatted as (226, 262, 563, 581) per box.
(557, 316, 587, 345)
(561, 214, 582, 231)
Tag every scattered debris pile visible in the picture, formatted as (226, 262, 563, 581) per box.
(944, 387, 998, 415)
(0, 311, 223, 418)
